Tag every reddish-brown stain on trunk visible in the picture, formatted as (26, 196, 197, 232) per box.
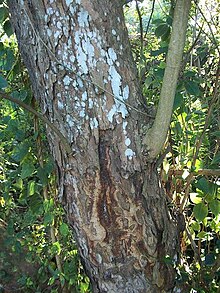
(8, 1, 180, 292)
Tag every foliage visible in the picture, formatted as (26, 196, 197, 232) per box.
(0, 2, 90, 292)
(125, 0, 219, 292)
(0, 0, 219, 292)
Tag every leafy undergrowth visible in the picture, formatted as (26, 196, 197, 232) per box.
(0, 1, 219, 292)
(0, 10, 90, 291)
(125, 1, 219, 292)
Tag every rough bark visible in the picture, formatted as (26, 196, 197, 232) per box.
(8, 1, 180, 292)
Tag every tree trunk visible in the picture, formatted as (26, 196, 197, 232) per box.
(8, 1, 179, 292)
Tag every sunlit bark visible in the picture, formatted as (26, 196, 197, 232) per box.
(8, 1, 183, 292)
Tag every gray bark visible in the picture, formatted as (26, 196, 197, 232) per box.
(8, 1, 180, 292)
(144, 0, 191, 159)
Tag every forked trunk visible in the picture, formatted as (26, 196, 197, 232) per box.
(8, 1, 179, 292)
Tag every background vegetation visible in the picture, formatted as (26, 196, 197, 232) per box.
(0, 0, 219, 292)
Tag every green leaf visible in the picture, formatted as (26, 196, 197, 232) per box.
(15, 129, 26, 142)
(152, 18, 165, 25)
(211, 131, 220, 138)
(29, 193, 42, 214)
(144, 76, 153, 89)
(44, 159, 55, 175)
(11, 90, 28, 101)
(166, 16, 173, 26)
(59, 223, 69, 237)
(205, 193, 215, 203)
(3, 49, 15, 71)
(161, 27, 171, 41)
(151, 46, 168, 56)
(80, 282, 89, 292)
(193, 202, 208, 222)
(194, 159, 202, 172)
(184, 80, 201, 96)
(190, 221, 200, 231)
(209, 200, 220, 217)
(190, 193, 202, 204)
(197, 231, 208, 239)
(155, 23, 170, 40)
(6, 219, 14, 235)
(48, 276, 56, 286)
(163, 255, 173, 264)
(14, 178, 23, 190)
(43, 198, 54, 212)
(37, 166, 48, 186)
(196, 177, 216, 196)
(0, 75, 8, 89)
(154, 68, 164, 79)
(184, 70, 196, 78)
(44, 212, 54, 225)
(27, 180, 35, 196)
(23, 211, 36, 226)
(211, 153, 220, 166)
(3, 20, 13, 37)
(14, 240, 22, 253)
(0, 6, 8, 23)
(0, 41, 4, 53)
(173, 93, 184, 111)
(59, 274, 65, 287)
(205, 253, 216, 266)
(21, 162, 35, 179)
(52, 241, 61, 255)
(12, 142, 29, 162)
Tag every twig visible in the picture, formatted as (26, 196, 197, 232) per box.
(144, 0, 156, 39)
(170, 169, 220, 177)
(0, 91, 72, 154)
(33, 102, 68, 293)
(195, 1, 220, 56)
(181, 25, 203, 71)
(185, 225, 201, 264)
(135, 0, 144, 55)
(179, 172, 194, 213)
(180, 58, 220, 212)
(192, 58, 220, 167)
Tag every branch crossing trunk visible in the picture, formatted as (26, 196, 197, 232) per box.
(7, 0, 191, 291)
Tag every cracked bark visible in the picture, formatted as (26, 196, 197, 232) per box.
(8, 1, 180, 292)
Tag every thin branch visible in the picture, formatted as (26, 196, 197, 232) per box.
(192, 58, 220, 167)
(33, 105, 68, 293)
(179, 58, 220, 212)
(170, 169, 220, 178)
(135, 0, 144, 55)
(0, 91, 72, 154)
(179, 23, 203, 77)
(185, 225, 201, 263)
(188, 15, 219, 54)
(195, 1, 220, 56)
(143, 0, 192, 160)
(179, 172, 194, 213)
(144, 0, 156, 39)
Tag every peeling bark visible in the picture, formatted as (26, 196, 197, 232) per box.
(8, 1, 180, 292)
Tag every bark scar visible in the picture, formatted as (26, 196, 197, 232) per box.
(97, 130, 118, 234)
